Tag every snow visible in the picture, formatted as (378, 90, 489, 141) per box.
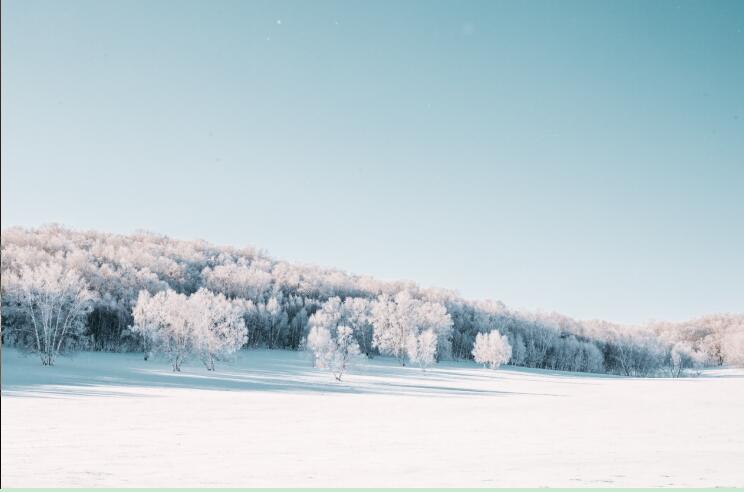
(2, 348, 743, 487)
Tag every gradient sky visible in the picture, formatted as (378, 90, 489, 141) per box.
(2, 0, 743, 324)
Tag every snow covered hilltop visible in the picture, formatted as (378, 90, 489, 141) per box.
(1, 224, 742, 375)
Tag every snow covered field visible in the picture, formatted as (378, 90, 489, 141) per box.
(2, 348, 743, 487)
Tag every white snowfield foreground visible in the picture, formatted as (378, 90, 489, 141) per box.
(2, 348, 743, 487)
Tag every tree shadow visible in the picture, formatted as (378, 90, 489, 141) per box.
(2, 348, 561, 399)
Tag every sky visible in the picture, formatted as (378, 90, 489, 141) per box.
(2, 0, 743, 324)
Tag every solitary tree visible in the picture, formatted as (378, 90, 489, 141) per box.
(1, 262, 95, 366)
(307, 325, 361, 381)
(190, 289, 247, 371)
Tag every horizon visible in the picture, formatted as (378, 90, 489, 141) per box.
(2, 0, 743, 324)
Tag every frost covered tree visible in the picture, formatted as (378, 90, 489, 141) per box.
(663, 341, 703, 377)
(721, 329, 744, 366)
(131, 288, 246, 371)
(264, 295, 288, 348)
(3, 225, 742, 377)
(190, 289, 247, 371)
(202, 262, 272, 301)
(608, 332, 664, 377)
(509, 333, 527, 366)
(1, 262, 95, 365)
(308, 297, 343, 334)
(132, 290, 193, 371)
(406, 329, 437, 370)
(370, 293, 408, 363)
(371, 291, 452, 366)
(342, 297, 374, 356)
(309, 296, 375, 356)
(523, 321, 558, 368)
(306, 297, 366, 380)
(306, 325, 332, 369)
(306, 325, 360, 381)
(472, 330, 512, 369)
(582, 343, 605, 373)
(415, 297, 454, 361)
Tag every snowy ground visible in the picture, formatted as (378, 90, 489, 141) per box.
(2, 348, 743, 487)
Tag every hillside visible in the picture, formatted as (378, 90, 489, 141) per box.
(1, 224, 743, 376)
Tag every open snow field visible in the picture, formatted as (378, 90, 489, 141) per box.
(2, 348, 743, 487)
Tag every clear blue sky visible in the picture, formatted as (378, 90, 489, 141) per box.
(2, 0, 743, 324)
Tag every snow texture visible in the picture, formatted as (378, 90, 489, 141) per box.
(2, 348, 743, 487)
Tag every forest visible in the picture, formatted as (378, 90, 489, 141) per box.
(1, 224, 742, 376)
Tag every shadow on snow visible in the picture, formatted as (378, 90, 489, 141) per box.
(1, 348, 566, 399)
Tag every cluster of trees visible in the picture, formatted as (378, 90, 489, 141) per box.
(305, 291, 453, 377)
(132, 289, 246, 371)
(649, 314, 744, 368)
(2, 225, 743, 377)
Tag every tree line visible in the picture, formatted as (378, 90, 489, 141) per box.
(1, 225, 742, 376)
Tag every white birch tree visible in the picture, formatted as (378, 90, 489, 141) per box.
(1, 262, 95, 365)
(472, 330, 512, 369)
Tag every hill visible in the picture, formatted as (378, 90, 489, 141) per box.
(2, 224, 742, 375)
